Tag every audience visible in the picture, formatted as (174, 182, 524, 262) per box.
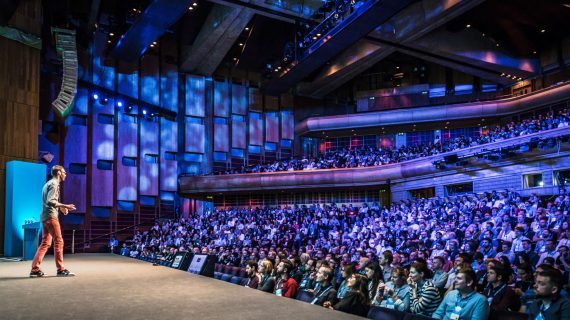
(125, 188, 570, 318)
(213, 108, 570, 175)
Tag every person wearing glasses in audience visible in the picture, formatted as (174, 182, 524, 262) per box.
(30, 165, 76, 277)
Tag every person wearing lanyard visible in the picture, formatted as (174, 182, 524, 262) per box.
(433, 268, 489, 320)
(311, 265, 337, 306)
(273, 259, 298, 298)
(528, 267, 570, 320)
(372, 267, 411, 312)
(484, 264, 521, 317)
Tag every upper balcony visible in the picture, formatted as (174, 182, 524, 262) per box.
(179, 126, 570, 198)
(296, 81, 570, 135)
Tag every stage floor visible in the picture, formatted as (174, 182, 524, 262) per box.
(0, 253, 363, 320)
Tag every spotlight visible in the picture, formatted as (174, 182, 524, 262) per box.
(245, 27, 249, 31)
(142, 109, 147, 115)
(540, 29, 546, 33)
(117, 101, 123, 107)
(239, 43, 243, 46)
(107, 40, 111, 44)
(188, 6, 194, 10)
(193, 2, 198, 6)
(109, 32, 114, 36)
(466, 24, 471, 28)
(92, 93, 99, 100)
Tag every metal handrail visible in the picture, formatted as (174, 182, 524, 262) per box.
(64, 219, 156, 251)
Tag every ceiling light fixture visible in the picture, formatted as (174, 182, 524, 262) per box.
(466, 24, 471, 28)
(193, 2, 198, 6)
(540, 29, 546, 33)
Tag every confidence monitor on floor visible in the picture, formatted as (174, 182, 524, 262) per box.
(171, 252, 192, 270)
(187, 254, 215, 277)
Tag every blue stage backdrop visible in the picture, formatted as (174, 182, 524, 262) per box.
(4, 161, 46, 257)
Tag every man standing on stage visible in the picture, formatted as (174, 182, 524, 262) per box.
(30, 165, 76, 277)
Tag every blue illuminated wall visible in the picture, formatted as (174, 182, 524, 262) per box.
(37, 30, 297, 248)
(4, 161, 46, 257)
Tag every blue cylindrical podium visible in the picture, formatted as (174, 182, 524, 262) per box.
(22, 222, 41, 260)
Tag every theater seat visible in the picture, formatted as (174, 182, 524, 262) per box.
(221, 264, 231, 274)
(367, 306, 406, 320)
(230, 276, 243, 285)
(214, 263, 222, 273)
(214, 272, 222, 279)
(295, 290, 314, 303)
(488, 310, 528, 320)
(229, 266, 240, 276)
(238, 268, 247, 278)
(221, 274, 232, 282)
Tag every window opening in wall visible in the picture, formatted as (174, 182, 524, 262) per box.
(553, 169, 570, 188)
(523, 173, 543, 188)
(444, 182, 473, 197)
(409, 187, 436, 199)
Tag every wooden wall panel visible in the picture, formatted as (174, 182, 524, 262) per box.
(160, 118, 177, 191)
(140, 54, 159, 105)
(63, 125, 87, 212)
(140, 120, 159, 195)
(232, 84, 247, 115)
(266, 112, 279, 142)
(0, 0, 42, 255)
(117, 112, 138, 201)
(249, 88, 262, 111)
(281, 111, 294, 140)
(249, 118, 263, 146)
(185, 121, 205, 153)
(186, 75, 205, 117)
(91, 99, 114, 207)
(214, 123, 229, 152)
(214, 81, 230, 117)
(232, 121, 246, 148)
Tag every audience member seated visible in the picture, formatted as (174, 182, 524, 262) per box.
(211, 108, 570, 176)
(324, 273, 370, 317)
(372, 267, 411, 312)
(124, 188, 570, 318)
(309, 265, 337, 306)
(433, 268, 489, 320)
(408, 260, 442, 317)
(527, 266, 570, 320)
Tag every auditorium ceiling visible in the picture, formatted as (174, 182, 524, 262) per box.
(40, 0, 570, 98)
